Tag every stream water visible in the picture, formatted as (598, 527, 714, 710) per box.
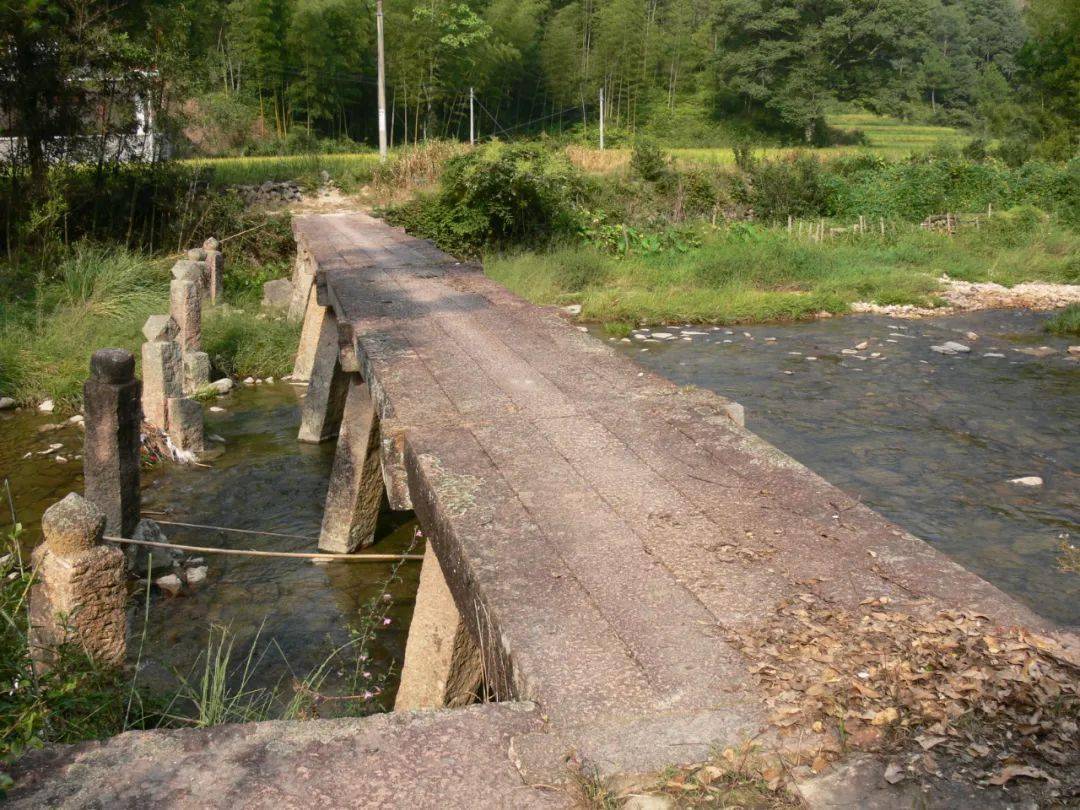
(0, 384, 419, 708)
(594, 308, 1078, 626)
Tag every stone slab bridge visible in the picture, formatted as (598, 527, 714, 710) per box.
(12, 212, 1076, 809)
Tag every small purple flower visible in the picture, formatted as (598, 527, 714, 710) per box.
(362, 690, 373, 701)
(382, 617, 392, 626)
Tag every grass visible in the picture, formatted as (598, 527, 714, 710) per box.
(485, 215, 1079, 327)
(186, 152, 382, 190)
(1045, 303, 1080, 336)
(0, 235, 298, 409)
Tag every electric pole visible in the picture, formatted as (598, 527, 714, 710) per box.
(599, 87, 605, 150)
(469, 87, 475, 146)
(376, 0, 388, 160)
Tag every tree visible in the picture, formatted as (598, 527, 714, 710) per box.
(712, 0, 932, 142)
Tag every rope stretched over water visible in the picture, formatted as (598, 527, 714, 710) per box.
(146, 518, 319, 542)
(105, 535, 424, 563)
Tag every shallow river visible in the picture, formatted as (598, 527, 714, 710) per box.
(594, 308, 1078, 626)
(0, 385, 419, 706)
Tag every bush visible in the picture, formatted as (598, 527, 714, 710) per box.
(385, 142, 584, 256)
(630, 138, 670, 183)
(734, 153, 830, 221)
(1045, 304, 1080, 336)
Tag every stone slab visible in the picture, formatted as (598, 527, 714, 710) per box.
(7, 703, 566, 809)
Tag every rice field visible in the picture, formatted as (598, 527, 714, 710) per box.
(186, 114, 969, 186)
(185, 151, 382, 188)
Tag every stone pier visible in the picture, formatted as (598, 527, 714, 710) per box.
(395, 543, 483, 710)
(168, 396, 205, 455)
(82, 349, 141, 539)
(29, 493, 127, 673)
(318, 378, 384, 552)
(140, 315, 182, 429)
(170, 260, 210, 394)
(296, 303, 348, 443)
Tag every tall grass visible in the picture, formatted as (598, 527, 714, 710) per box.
(1045, 304, 1080, 336)
(485, 215, 1079, 326)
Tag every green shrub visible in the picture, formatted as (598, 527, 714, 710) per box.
(630, 138, 670, 183)
(734, 153, 830, 221)
(385, 142, 584, 255)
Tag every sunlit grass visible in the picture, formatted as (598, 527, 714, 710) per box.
(185, 152, 383, 188)
(485, 216, 1076, 327)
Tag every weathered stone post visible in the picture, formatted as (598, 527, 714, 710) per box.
(168, 396, 205, 456)
(203, 237, 224, 305)
(83, 349, 141, 540)
(140, 315, 182, 429)
(171, 262, 210, 394)
(319, 378, 384, 552)
(29, 493, 127, 673)
(395, 542, 483, 710)
(171, 263, 203, 352)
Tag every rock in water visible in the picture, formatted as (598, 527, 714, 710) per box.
(185, 566, 208, 587)
(155, 573, 183, 596)
(38, 399, 55, 413)
(0, 397, 15, 410)
(930, 341, 971, 355)
(1008, 476, 1043, 487)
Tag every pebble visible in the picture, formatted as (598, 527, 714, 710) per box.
(265, 376, 275, 384)
(965, 331, 979, 341)
(155, 573, 183, 596)
(37, 423, 64, 433)
(208, 378, 234, 394)
(38, 399, 55, 413)
(185, 566, 208, 586)
(209, 406, 225, 413)
(805, 356, 817, 361)
(0, 397, 14, 410)
(1008, 476, 1043, 487)
(855, 341, 869, 350)
(930, 341, 970, 355)
(54, 456, 67, 464)
(651, 332, 672, 339)
(620, 338, 630, 343)
(243, 377, 255, 385)
(67, 414, 84, 425)
(1069, 346, 1080, 356)
(1013, 346, 1055, 358)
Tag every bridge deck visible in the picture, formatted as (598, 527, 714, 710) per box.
(299, 212, 1061, 777)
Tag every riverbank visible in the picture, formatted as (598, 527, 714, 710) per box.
(485, 213, 1079, 330)
(0, 220, 299, 410)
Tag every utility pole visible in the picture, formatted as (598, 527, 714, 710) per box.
(599, 87, 605, 150)
(469, 87, 475, 146)
(376, 0, 388, 160)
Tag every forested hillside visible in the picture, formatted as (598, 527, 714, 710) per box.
(2, 0, 1073, 158)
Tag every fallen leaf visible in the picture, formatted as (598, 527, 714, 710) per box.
(987, 765, 1053, 786)
(883, 762, 906, 784)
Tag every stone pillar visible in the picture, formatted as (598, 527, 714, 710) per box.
(203, 237, 224, 305)
(83, 349, 141, 539)
(140, 315, 182, 429)
(395, 542, 483, 710)
(167, 396, 204, 455)
(183, 350, 211, 395)
(170, 270, 202, 353)
(297, 304, 349, 443)
(29, 493, 126, 673)
(319, 378, 384, 552)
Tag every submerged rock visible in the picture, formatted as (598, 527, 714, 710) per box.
(1008, 476, 1043, 487)
(0, 397, 15, 410)
(38, 399, 55, 413)
(930, 341, 970, 355)
(154, 573, 183, 596)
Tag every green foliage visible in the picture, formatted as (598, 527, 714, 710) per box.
(734, 153, 830, 221)
(486, 217, 1078, 326)
(386, 143, 584, 255)
(1045, 304, 1080, 336)
(203, 309, 301, 380)
(630, 138, 671, 183)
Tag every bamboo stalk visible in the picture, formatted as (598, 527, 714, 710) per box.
(105, 535, 424, 563)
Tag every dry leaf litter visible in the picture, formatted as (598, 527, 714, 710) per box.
(731, 593, 1078, 799)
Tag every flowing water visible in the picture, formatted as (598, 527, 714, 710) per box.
(0, 384, 419, 708)
(595, 309, 1079, 626)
